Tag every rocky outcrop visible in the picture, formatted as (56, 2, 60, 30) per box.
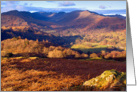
(83, 69, 126, 91)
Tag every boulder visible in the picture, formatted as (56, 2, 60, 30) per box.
(83, 69, 126, 91)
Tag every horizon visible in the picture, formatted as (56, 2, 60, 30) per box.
(1, 1, 126, 16)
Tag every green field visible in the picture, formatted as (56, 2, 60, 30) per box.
(71, 42, 113, 53)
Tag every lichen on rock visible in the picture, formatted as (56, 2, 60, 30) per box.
(83, 69, 126, 91)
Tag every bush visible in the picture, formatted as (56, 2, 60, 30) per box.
(49, 46, 56, 51)
(90, 53, 98, 58)
(104, 51, 126, 60)
(48, 49, 66, 58)
(81, 53, 88, 58)
(74, 52, 81, 58)
(101, 50, 106, 56)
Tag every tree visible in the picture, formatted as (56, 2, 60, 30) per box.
(90, 53, 98, 58)
(48, 49, 66, 58)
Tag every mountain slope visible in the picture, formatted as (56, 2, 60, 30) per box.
(53, 10, 126, 31)
(1, 10, 126, 36)
(1, 10, 55, 28)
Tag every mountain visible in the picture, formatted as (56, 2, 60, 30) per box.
(1, 10, 55, 29)
(1, 10, 126, 59)
(1, 10, 126, 36)
(107, 14, 126, 20)
(52, 10, 126, 31)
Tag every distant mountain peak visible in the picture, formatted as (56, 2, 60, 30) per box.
(77, 11, 91, 18)
(2, 10, 19, 14)
(81, 10, 91, 13)
(9, 10, 19, 12)
(2, 10, 31, 15)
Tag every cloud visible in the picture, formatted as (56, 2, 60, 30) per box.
(2, 1, 125, 15)
(24, 7, 80, 13)
(46, 1, 56, 3)
(24, 3, 28, 6)
(1, 1, 78, 13)
(1, 3, 80, 13)
(99, 5, 107, 9)
(59, 1, 76, 7)
(1, 1, 22, 12)
(95, 9, 126, 15)
(1, 1, 6, 6)
(30, 3, 33, 6)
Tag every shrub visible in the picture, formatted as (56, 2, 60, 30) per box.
(74, 52, 81, 58)
(90, 53, 98, 58)
(43, 47, 49, 55)
(48, 49, 66, 58)
(81, 53, 88, 58)
(104, 51, 126, 60)
(101, 50, 106, 56)
(49, 46, 56, 51)
(104, 54, 112, 59)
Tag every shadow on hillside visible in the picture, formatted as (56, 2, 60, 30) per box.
(1, 29, 82, 47)
(72, 47, 124, 54)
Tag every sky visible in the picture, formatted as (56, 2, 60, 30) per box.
(1, 1, 126, 16)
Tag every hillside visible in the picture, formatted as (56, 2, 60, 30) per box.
(1, 10, 55, 30)
(1, 57, 126, 91)
(1, 10, 126, 36)
(54, 10, 126, 31)
(1, 38, 89, 59)
(1, 10, 126, 58)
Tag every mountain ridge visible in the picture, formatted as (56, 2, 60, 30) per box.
(1, 10, 126, 36)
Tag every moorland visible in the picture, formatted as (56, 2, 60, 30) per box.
(1, 10, 126, 91)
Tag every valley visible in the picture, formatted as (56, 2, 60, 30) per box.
(1, 9, 126, 91)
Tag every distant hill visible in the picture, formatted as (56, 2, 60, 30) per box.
(52, 10, 126, 31)
(1, 10, 126, 37)
(1, 10, 55, 28)
(1, 10, 126, 60)
(107, 14, 126, 20)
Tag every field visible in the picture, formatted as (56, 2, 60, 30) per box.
(71, 42, 123, 54)
(1, 57, 126, 91)
(71, 42, 111, 53)
(71, 31, 126, 53)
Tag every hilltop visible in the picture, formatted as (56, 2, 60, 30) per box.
(1, 10, 126, 36)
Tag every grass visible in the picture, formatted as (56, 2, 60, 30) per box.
(72, 47, 109, 53)
(28, 57, 39, 59)
(71, 42, 124, 54)
(71, 42, 113, 53)
(89, 57, 102, 60)
(1, 57, 126, 91)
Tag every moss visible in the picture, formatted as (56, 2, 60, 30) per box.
(83, 69, 126, 91)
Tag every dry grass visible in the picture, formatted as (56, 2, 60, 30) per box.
(1, 57, 126, 91)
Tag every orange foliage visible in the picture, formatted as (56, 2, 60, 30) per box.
(1, 58, 126, 91)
